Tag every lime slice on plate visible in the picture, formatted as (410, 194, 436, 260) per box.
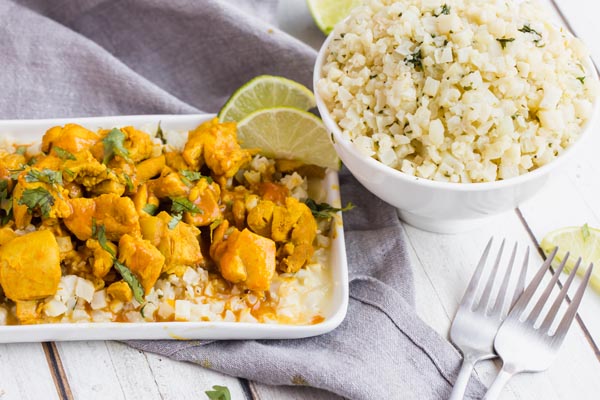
(236, 107, 340, 170)
(306, 0, 362, 35)
(540, 225, 600, 292)
(218, 75, 316, 123)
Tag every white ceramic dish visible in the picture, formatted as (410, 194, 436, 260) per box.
(314, 32, 600, 234)
(0, 114, 349, 342)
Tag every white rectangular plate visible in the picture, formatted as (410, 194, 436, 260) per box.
(0, 114, 349, 342)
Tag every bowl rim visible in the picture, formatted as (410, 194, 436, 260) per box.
(313, 25, 600, 193)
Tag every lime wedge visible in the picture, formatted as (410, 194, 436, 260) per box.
(306, 0, 362, 35)
(236, 107, 339, 170)
(540, 225, 600, 292)
(218, 75, 316, 123)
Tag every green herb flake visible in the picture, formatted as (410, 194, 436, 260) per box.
(582, 223, 590, 241)
(209, 218, 223, 241)
(180, 170, 212, 186)
(102, 128, 131, 164)
(404, 48, 422, 69)
(463, 85, 473, 91)
(18, 187, 54, 218)
(205, 385, 231, 400)
(156, 122, 167, 145)
(167, 213, 182, 230)
(142, 203, 158, 216)
(496, 37, 515, 49)
(123, 173, 134, 191)
(170, 197, 202, 215)
(15, 146, 27, 155)
(434, 4, 450, 16)
(96, 224, 116, 257)
(114, 260, 145, 303)
(0, 180, 13, 225)
(25, 168, 63, 186)
(53, 146, 77, 160)
(9, 168, 24, 180)
(304, 199, 354, 219)
(577, 76, 586, 84)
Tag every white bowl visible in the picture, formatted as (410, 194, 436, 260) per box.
(314, 33, 600, 234)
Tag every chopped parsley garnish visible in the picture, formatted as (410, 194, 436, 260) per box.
(577, 76, 586, 84)
(496, 37, 515, 49)
(142, 203, 158, 215)
(180, 170, 212, 186)
(15, 146, 27, 155)
(53, 146, 76, 160)
(205, 385, 231, 400)
(155, 122, 167, 145)
(404, 48, 422, 69)
(304, 198, 354, 219)
(18, 187, 54, 218)
(95, 224, 144, 303)
(102, 128, 131, 164)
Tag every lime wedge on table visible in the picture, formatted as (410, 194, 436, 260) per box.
(236, 107, 340, 170)
(218, 75, 316, 123)
(540, 225, 600, 292)
(307, 0, 362, 35)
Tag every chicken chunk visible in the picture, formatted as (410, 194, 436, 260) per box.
(120, 126, 154, 163)
(0, 152, 25, 180)
(42, 124, 100, 154)
(86, 239, 117, 278)
(184, 178, 222, 226)
(63, 193, 140, 241)
(140, 212, 204, 275)
(210, 220, 275, 291)
(136, 155, 165, 183)
(62, 150, 109, 189)
(118, 234, 165, 294)
(107, 281, 133, 302)
(12, 177, 72, 229)
(0, 230, 61, 301)
(147, 168, 189, 198)
(247, 197, 317, 273)
(182, 118, 252, 178)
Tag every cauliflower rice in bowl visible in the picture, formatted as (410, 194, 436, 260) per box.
(316, 0, 599, 183)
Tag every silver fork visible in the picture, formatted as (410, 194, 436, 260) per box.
(482, 248, 594, 400)
(449, 238, 529, 400)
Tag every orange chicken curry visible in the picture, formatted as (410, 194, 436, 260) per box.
(0, 118, 338, 325)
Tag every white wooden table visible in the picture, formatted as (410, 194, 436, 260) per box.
(3, 1, 600, 399)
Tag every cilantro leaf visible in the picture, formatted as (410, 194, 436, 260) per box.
(155, 122, 167, 145)
(209, 218, 223, 241)
(18, 187, 54, 218)
(304, 199, 354, 219)
(170, 197, 202, 215)
(15, 146, 27, 155)
(0, 180, 13, 225)
(53, 146, 76, 160)
(577, 76, 586, 84)
(404, 49, 422, 69)
(180, 170, 212, 186)
(123, 173, 134, 191)
(142, 203, 158, 216)
(25, 168, 63, 186)
(102, 128, 131, 164)
(114, 260, 145, 304)
(205, 385, 231, 400)
(95, 224, 144, 303)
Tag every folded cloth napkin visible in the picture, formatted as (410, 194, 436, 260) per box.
(0, 0, 486, 398)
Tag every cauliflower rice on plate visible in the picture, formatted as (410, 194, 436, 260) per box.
(317, 0, 599, 183)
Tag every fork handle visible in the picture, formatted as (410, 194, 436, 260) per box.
(482, 366, 515, 400)
(448, 358, 475, 400)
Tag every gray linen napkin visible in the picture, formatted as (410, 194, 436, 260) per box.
(0, 1, 486, 398)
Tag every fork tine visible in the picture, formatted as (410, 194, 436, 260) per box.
(508, 246, 558, 319)
(491, 242, 517, 316)
(552, 263, 594, 344)
(539, 258, 582, 333)
(524, 252, 569, 324)
(510, 246, 529, 310)
(461, 238, 493, 308)
(475, 239, 505, 312)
